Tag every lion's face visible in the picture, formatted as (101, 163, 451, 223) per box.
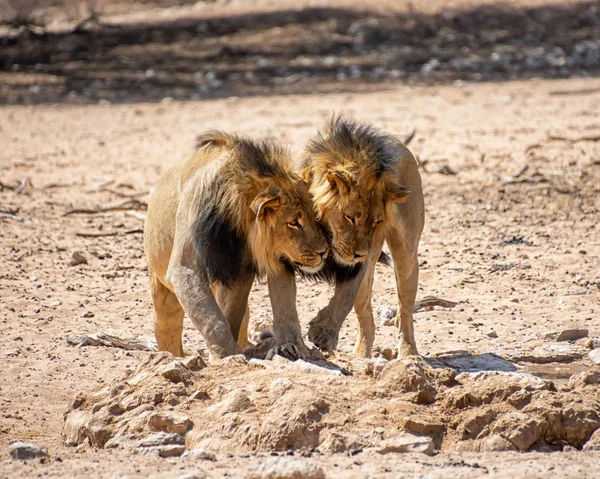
(322, 188, 385, 266)
(249, 180, 328, 275)
(314, 169, 409, 267)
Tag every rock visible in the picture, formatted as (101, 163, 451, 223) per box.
(182, 355, 207, 371)
(365, 357, 388, 377)
(148, 411, 193, 435)
(63, 410, 92, 446)
(221, 354, 248, 365)
(492, 412, 544, 450)
(378, 357, 454, 404)
(140, 445, 186, 457)
(9, 442, 49, 460)
(181, 448, 217, 461)
(402, 416, 446, 436)
(158, 361, 190, 384)
(377, 305, 397, 326)
(69, 250, 88, 266)
(190, 390, 210, 401)
(248, 457, 325, 479)
(138, 432, 185, 447)
(216, 390, 254, 414)
(269, 378, 294, 403)
(178, 474, 207, 479)
(258, 392, 329, 451)
(430, 352, 516, 372)
(568, 371, 600, 389)
(507, 343, 588, 364)
(377, 433, 434, 455)
(589, 349, 600, 365)
(542, 329, 588, 342)
(487, 331, 498, 338)
(86, 421, 114, 448)
(479, 434, 516, 452)
(583, 428, 600, 451)
(318, 431, 363, 453)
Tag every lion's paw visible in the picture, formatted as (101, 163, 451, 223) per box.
(266, 342, 308, 361)
(307, 324, 340, 352)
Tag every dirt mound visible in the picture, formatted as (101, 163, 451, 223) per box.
(63, 353, 600, 456)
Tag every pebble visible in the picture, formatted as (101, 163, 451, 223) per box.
(9, 442, 48, 460)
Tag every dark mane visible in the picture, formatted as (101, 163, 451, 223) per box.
(194, 184, 256, 287)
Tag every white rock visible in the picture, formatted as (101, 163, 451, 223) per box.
(377, 433, 434, 455)
(589, 349, 600, 365)
(9, 442, 48, 460)
(181, 448, 217, 461)
(248, 457, 325, 479)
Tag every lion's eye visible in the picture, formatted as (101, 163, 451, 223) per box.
(344, 215, 356, 225)
(288, 220, 301, 229)
(374, 219, 384, 226)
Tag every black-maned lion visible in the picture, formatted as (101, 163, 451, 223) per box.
(144, 131, 328, 362)
(298, 115, 425, 358)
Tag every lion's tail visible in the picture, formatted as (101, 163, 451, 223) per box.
(195, 130, 239, 150)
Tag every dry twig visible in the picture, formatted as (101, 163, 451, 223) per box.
(548, 134, 600, 143)
(414, 296, 459, 313)
(64, 198, 147, 216)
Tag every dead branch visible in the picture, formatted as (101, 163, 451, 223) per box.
(415, 155, 429, 172)
(549, 87, 600, 96)
(512, 164, 529, 178)
(76, 231, 119, 237)
(124, 228, 143, 235)
(548, 134, 600, 143)
(64, 198, 147, 216)
(525, 143, 542, 153)
(0, 213, 24, 222)
(14, 178, 32, 194)
(414, 296, 459, 313)
(102, 188, 148, 199)
(43, 182, 72, 189)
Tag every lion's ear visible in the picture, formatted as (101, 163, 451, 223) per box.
(326, 169, 352, 195)
(251, 192, 282, 219)
(385, 182, 410, 203)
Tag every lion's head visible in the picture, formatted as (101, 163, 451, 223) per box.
(301, 116, 410, 266)
(194, 131, 328, 282)
(248, 177, 328, 275)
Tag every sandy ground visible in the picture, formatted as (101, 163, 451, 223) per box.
(1, 75, 599, 477)
(1, 0, 600, 472)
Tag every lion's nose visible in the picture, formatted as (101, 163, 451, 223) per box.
(317, 249, 327, 258)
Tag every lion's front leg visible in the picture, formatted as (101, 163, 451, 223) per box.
(307, 265, 367, 353)
(267, 270, 310, 360)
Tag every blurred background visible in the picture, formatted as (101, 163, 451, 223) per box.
(1, 0, 599, 105)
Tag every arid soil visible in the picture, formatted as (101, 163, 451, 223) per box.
(2, 1, 600, 478)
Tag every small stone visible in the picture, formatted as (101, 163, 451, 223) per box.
(589, 349, 600, 365)
(140, 445, 186, 457)
(182, 355, 206, 371)
(217, 390, 254, 413)
(248, 457, 325, 479)
(139, 432, 185, 447)
(9, 442, 49, 460)
(583, 429, 600, 451)
(542, 329, 589, 342)
(190, 390, 210, 401)
(63, 410, 92, 446)
(69, 250, 88, 266)
(377, 433, 434, 455)
(377, 305, 397, 326)
(158, 361, 189, 383)
(269, 378, 294, 403)
(487, 331, 499, 338)
(181, 448, 217, 462)
(148, 411, 193, 434)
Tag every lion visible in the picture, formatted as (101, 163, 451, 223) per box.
(298, 115, 425, 358)
(143, 131, 328, 362)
